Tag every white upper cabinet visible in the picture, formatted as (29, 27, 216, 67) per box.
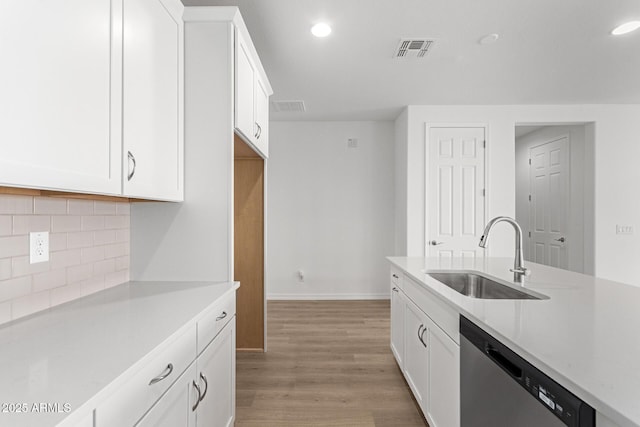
(0, 0, 122, 195)
(234, 27, 271, 158)
(123, 0, 184, 201)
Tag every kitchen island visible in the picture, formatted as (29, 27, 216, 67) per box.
(0, 280, 238, 426)
(388, 256, 640, 427)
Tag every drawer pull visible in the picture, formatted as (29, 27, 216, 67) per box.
(392, 287, 399, 293)
(199, 373, 208, 401)
(216, 311, 228, 321)
(418, 324, 427, 348)
(192, 380, 202, 411)
(392, 274, 399, 279)
(148, 363, 174, 386)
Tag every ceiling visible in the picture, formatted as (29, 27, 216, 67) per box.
(182, 0, 640, 121)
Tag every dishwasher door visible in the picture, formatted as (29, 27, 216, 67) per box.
(460, 316, 595, 427)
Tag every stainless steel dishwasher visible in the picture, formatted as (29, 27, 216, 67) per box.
(460, 316, 595, 427)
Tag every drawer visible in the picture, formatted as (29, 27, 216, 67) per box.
(96, 325, 196, 426)
(197, 290, 236, 354)
(403, 275, 459, 344)
(390, 267, 403, 289)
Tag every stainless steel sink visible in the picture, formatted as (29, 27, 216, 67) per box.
(426, 272, 544, 300)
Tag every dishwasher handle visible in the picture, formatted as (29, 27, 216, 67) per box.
(486, 344, 523, 380)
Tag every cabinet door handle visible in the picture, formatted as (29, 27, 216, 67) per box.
(127, 151, 137, 181)
(198, 373, 208, 402)
(254, 122, 259, 138)
(392, 287, 399, 293)
(148, 363, 173, 385)
(216, 311, 227, 321)
(192, 380, 202, 411)
(418, 324, 427, 348)
(256, 123, 262, 139)
(392, 274, 399, 279)
(420, 327, 428, 347)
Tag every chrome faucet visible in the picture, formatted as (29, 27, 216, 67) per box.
(479, 216, 528, 279)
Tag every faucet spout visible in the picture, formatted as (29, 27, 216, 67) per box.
(478, 216, 528, 279)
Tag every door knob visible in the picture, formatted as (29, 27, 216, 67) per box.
(555, 237, 566, 243)
(430, 240, 444, 246)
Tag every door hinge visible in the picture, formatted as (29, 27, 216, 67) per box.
(528, 158, 531, 165)
(528, 194, 531, 202)
(528, 231, 531, 238)
(482, 189, 486, 197)
(482, 140, 486, 148)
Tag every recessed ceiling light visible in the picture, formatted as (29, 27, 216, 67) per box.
(479, 33, 499, 45)
(311, 23, 332, 38)
(611, 21, 640, 35)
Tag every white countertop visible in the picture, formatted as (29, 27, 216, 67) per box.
(388, 256, 640, 427)
(0, 280, 238, 427)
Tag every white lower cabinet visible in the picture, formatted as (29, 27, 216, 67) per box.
(136, 363, 198, 427)
(391, 268, 460, 427)
(403, 298, 430, 412)
(194, 317, 236, 427)
(390, 283, 405, 368)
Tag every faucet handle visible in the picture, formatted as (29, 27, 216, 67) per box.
(510, 267, 531, 276)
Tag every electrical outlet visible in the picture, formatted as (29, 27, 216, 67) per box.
(616, 225, 634, 235)
(30, 231, 49, 264)
(347, 138, 358, 148)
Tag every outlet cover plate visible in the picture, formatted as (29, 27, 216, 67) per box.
(30, 231, 49, 264)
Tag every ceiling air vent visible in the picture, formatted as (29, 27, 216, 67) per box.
(271, 100, 306, 113)
(394, 38, 435, 59)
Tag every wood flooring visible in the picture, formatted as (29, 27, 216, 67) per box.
(235, 300, 428, 427)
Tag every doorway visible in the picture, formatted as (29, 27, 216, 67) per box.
(234, 134, 265, 352)
(426, 126, 486, 260)
(514, 124, 595, 274)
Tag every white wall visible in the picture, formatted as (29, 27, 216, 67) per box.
(515, 125, 593, 274)
(394, 109, 408, 256)
(267, 121, 395, 299)
(400, 104, 640, 286)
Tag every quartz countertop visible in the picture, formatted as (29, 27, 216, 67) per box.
(388, 256, 640, 427)
(0, 280, 238, 427)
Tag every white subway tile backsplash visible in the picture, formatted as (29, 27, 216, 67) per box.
(80, 276, 105, 296)
(0, 302, 11, 324)
(0, 276, 32, 303)
(50, 283, 82, 306)
(105, 215, 129, 230)
(49, 233, 67, 251)
(0, 194, 130, 325)
(11, 256, 50, 278)
(0, 216, 12, 236)
(94, 230, 116, 245)
(33, 197, 67, 215)
(0, 259, 11, 281)
(52, 216, 82, 232)
(81, 215, 105, 231)
(33, 269, 66, 292)
(81, 246, 105, 264)
(50, 249, 82, 270)
(94, 201, 117, 215)
(12, 290, 50, 320)
(67, 231, 94, 249)
(12, 215, 51, 235)
(116, 203, 131, 215)
(67, 264, 93, 284)
(67, 200, 94, 215)
(0, 195, 33, 215)
(94, 259, 116, 276)
(0, 235, 29, 258)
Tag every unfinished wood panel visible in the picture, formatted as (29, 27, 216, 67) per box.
(234, 158, 265, 350)
(236, 301, 427, 426)
(234, 133, 262, 159)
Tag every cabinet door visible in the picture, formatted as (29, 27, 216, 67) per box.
(427, 321, 460, 427)
(136, 363, 197, 427)
(390, 284, 404, 368)
(253, 75, 269, 158)
(195, 317, 236, 427)
(403, 299, 429, 413)
(0, 0, 121, 195)
(123, 0, 184, 201)
(235, 30, 256, 145)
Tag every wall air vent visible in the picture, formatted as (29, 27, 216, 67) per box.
(394, 38, 435, 59)
(271, 100, 306, 113)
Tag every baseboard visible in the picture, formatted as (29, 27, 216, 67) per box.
(267, 293, 389, 301)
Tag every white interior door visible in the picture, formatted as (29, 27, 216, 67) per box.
(529, 137, 569, 268)
(427, 127, 485, 260)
